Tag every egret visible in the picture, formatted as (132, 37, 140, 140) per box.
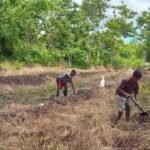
(99, 75, 105, 88)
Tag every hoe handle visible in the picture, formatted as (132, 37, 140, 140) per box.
(130, 97, 145, 113)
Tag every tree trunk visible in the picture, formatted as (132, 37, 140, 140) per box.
(96, 40, 101, 66)
(86, 35, 93, 68)
(143, 50, 146, 64)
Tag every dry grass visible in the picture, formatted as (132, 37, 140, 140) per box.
(0, 64, 113, 76)
(0, 89, 115, 150)
(0, 68, 149, 150)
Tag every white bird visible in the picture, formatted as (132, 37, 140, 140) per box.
(38, 103, 44, 107)
(99, 75, 105, 88)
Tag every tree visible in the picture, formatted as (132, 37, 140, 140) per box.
(0, 0, 52, 58)
(81, 0, 109, 67)
(137, 9, 150, 62)
(103, 2, 137, 66)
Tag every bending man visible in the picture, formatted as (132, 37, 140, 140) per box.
(56, 69, 76, 96)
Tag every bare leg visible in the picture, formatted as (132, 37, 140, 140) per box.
(126, 110, 130, 122)
(56, 89, 60, 97)
(118, 111, 123, 120)
(63, 87, 68, 96)
(125, 103, 131, 122)
(112, 111, 123, 127)
(115, 111, 123, 124)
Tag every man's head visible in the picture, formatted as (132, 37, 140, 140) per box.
(70, 69, 76, 77)
(133, 69, 142, 78)
(131, 69, 142, 82)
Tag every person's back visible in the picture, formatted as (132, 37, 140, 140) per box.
(57, 73, 71, 84)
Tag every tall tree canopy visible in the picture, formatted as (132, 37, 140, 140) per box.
(0, 0, 149, 68)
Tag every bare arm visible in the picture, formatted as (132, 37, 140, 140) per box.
(134, 94, 138, 101)
(118, 88, 133, 98)
(70, 80, 75, 94)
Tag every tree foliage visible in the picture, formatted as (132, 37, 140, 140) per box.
(0, 0, 149, 68)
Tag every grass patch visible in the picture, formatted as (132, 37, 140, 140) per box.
(0, 83, 57, 107)
(0, 60, 25, 70)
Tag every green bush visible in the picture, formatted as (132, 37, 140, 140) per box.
(14, 43, 62, 66)
(112, 59, 124, 69)
(99, 51, 112, 66)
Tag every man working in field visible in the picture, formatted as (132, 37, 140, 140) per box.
(115, 69, 142, 124)
(56, 69, 76, 97)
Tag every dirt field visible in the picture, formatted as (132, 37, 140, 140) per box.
(0, 68, 149, 150)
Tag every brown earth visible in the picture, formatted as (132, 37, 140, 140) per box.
(0, 68, 149, 150)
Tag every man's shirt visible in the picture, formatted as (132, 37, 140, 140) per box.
(57, 73, 71, 83)
(116, 79, 139, 97)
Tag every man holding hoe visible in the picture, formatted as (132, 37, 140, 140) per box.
(115, 69, 142, 124)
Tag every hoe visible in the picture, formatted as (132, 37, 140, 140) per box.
(130, 97, 150, 122)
